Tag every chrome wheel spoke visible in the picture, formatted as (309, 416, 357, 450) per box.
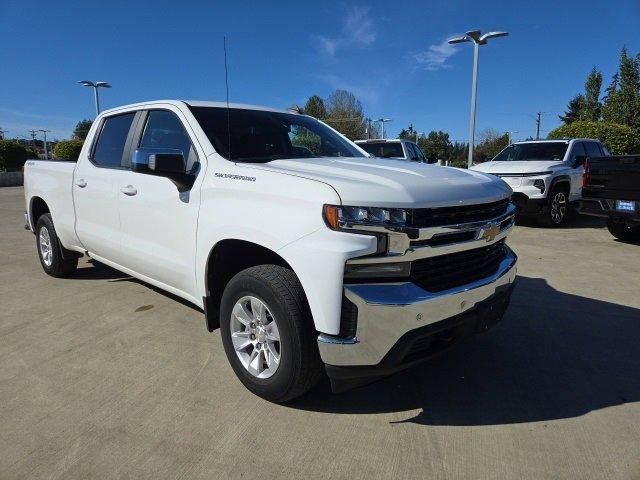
(230, 296, 281, 379)
(39, 227, 53, 267)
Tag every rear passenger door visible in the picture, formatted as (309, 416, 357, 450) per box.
(116, 108, 204, 300)
(567, 141, 587, 200)
(73, 111, 137, 262)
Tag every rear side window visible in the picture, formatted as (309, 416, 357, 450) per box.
(584, 142, 602, 157)
(92, 113, 135, 168)
(358, 142, 404, 158)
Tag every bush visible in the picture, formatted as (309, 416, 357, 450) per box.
(0, 140, 29, 171)
(53, 140, 84, 161)
(548, 121, 640, 155)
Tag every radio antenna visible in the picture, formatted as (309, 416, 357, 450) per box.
(223, 36, 232, 160)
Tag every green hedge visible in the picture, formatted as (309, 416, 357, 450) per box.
(548, 121, 640, 155)
(53, 140, 84, 161)
(0, 140, 29, 171)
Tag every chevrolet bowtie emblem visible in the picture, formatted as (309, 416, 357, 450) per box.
(479, 223, 500, 242)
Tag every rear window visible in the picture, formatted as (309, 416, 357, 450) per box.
(584, 142, 602, 157)
(358, 142, 405, 158)
(92, 113, 135, 168)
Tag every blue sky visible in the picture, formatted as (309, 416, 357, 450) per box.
(1, 0, 638, 142)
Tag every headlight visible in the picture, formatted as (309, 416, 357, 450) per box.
(323, 204, 408, 230)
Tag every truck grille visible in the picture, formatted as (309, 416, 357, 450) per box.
(411, 240, 507, 292)
(409, 198, 510, 227)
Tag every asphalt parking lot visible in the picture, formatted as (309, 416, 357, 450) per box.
(1, 185, 639, 479)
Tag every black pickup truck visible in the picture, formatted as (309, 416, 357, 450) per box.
(579, 155, 640, 242)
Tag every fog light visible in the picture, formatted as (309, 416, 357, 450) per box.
(533, 179, 545, 193)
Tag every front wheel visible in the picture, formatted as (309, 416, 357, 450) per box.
(541, 187, 568, 227)
(219, 265, 323, 402)
(607, 218, 640, 242)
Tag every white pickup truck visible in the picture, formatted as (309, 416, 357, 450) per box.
(24, 100, 517, 402)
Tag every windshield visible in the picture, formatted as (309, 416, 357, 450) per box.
(492, 142, 569, 162)
(358, 142, 405, 158)
(189, 106, 364, 162)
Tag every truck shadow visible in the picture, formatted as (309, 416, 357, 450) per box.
(291, 276, 640, 426)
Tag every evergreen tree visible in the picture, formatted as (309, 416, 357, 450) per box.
(602, 48, 640, 129)
(303, 95, 327, 119)
(559, 94, 586, 123)
(583, 67, 603, 121)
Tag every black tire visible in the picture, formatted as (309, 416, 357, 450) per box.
(35, 213, 78, 277)
(220, 265, 323, 403)
(607, 218, 640, 242)
(540, 185, 569, 227)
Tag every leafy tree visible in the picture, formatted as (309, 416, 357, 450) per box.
(548, 121, 640, 155)
(602, 48, 640, 129)
(324, 89, 366, 140)
(418, 131, 452, 162)
(53, 140, 84, 161)
(303, 95, 327, 120)
(559, 94, 587, 123)
(398, 124, 418, 141)
(583, 67, 603, 121)
(73, 119, 93, 140)
(0, 140, 29, 171)
(474, 130, 509, 163)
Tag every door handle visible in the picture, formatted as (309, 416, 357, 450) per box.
(75, 179, 87, 188)
(120, 185, 138, 196)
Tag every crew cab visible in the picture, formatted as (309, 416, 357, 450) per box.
(24, 100, 517, 401)
(355, 139, 435, 163)
(579, 155, 640, 242)
(471, 139, 609, 226)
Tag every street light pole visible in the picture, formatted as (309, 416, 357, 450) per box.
(79, 80, 112, 116)
(38, 129, 51, 159)
(377, 118, 392, 139)
(448, 30, 508, 168)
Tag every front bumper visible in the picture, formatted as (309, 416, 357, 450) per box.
(511, 192, 547, 214)
(318, 246, 517, 375)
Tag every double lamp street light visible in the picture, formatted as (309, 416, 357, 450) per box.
(78, 80, 112, 116)
(448, 30, 508, 168)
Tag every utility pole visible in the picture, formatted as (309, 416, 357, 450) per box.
(38, 130, 51, 159)
(0, 127, 6, 140)
(377, 118, 392, 139)
(535, 112, 542, 140)
(28, 130, 38, 151)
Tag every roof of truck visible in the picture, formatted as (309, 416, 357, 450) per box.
(99, 99, 294, 116)
(513, 138, 599, 144)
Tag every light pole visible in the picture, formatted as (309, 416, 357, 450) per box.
(38, 129, 51, 159)
(377, 118, 392, 139)
(78, 80, 112, 116)
(448, 30, 508, 168)
(507, 131, 519, 145)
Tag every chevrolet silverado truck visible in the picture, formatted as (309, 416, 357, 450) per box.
(579, 155, 640, 242)
(471, 139, 609, 226)
(24, 100, 517, 402)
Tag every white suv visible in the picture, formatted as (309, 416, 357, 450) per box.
(470, 139, 609, 226)
(355, 139, 435, 163)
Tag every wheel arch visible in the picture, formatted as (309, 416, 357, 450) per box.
(549, 175, 571, 194)
(203, 239, 310, 332)
(29, 196, 50, 231)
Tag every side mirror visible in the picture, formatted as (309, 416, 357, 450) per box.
(132, 148, 186, 175)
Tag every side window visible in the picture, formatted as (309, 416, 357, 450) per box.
(584, 142, 602, 157)
(569, 142, 586, 160)
(140, 110, 191, 156)
(406, 143, 417, 160)
(92, 113, 136, 168)
(415, 144, 427, 162)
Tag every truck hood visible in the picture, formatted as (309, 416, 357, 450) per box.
(471, 160, 564, 174)
(245, 157, 511, 208)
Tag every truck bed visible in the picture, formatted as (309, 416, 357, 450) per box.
(582, 155, 640, 202)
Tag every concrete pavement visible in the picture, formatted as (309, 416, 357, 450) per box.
(1, 186, 639, 479)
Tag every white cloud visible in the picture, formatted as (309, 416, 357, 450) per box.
(414, 39, 459, 71)
(313, 6, 376, 58)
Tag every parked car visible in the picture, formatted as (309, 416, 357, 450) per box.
(355, 139, 435, 163)
(24, 100, 517, 401)
(470, 139, 609, 226)
(579, 155, 640, 241)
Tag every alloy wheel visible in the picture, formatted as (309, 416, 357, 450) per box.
(39, 227, 53, 267)
(550, 191, 567, 224)
(229, 296, 281, 379)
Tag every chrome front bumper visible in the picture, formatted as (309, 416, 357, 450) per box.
(318, 246, 517, 367)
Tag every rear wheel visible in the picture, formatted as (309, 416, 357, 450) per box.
(607, 218, 640, 242)
(541, 187, 568, 227)
(35, 214, 78, 277)
(220, 265, 323, 403)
